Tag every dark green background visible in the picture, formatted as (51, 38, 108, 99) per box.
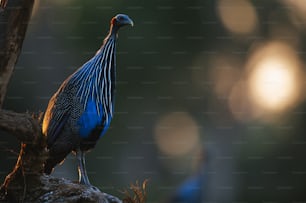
(1, 0, 306, 202)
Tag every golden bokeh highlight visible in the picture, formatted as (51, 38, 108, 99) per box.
(249, 61, 295, 111)
(154, 112, 200, 156)
(246, 42, 303, 113)
(217, 0, 258, 35)
(282, 0, 306, 24)
(228, 41, 304, 122)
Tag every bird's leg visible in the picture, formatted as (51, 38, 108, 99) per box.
(76, 150, 91, 186)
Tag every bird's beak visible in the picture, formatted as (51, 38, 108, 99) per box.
(126, 17, 134, 27)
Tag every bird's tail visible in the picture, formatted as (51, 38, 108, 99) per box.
(44, 147, 70, 175)
(44, 158, 57, 174)
(44, 157, 65, 175)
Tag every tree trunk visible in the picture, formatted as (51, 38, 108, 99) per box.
(0, 0, 34, 107)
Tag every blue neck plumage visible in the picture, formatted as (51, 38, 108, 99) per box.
(73, 33, 117, 120)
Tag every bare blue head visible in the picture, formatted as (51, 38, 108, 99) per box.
(110, 14, 134, 34)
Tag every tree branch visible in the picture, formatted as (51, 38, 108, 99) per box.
(0, 109, 124, 202)
(0, 109, 37, 142)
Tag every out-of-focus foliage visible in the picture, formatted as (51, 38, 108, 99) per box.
(122, 179, 148, 203)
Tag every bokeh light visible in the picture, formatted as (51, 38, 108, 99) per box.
(154, 112, 200, 156)
(217, 0, 258, 35)
(228, 41, 304, 122)
(249, 60, 295, 110)
(247, 41, 303, 113)
(282, 0, 306, 25)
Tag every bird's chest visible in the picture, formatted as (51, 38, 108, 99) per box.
(76, 99, 112, 138)
(67, 69, 115, 139)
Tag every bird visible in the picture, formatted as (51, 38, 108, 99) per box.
(42, 14, 133, 186)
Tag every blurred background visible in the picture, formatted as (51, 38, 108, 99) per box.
(1, 0, 306, 202)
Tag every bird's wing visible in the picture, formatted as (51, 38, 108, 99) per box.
(43, 82, 73, 147)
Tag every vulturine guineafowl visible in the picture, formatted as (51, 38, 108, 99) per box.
(42, 14, 133, 186)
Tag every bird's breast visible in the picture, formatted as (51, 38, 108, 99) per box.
(77, 99, 112, 138)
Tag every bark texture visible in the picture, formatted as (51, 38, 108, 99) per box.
(0, 110, 122, 202)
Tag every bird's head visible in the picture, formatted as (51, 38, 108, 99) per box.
(111, 14, 134, 30)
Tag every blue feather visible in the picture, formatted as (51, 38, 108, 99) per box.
(100, 115, 112, 137)
(176, 176, 202, 202)
(78, 100, 103, 138)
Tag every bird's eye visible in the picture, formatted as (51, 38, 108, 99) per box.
(117, 16, 124, 21)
